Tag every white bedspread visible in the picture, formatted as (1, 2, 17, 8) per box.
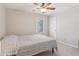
(1, 34, 57, 56)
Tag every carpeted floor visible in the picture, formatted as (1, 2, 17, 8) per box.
(35, 42, 79, 56)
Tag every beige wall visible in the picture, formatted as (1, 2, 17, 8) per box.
(6, 9, 49, 35)
(0, 6, 6, 39)
(56, 6, 79, 48)
(0, 6, 6, 55)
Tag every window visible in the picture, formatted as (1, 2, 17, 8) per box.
(36, 16, 44, 33)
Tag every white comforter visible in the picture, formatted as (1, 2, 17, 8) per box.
(1, 34, 57, 56)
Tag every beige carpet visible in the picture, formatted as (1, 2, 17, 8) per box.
(35, 42, 79, 56)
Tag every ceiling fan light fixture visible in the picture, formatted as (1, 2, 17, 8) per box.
(40, 8, 47, 13)
(33, 3, 56, 13)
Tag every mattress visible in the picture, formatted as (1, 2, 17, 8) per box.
(1, 34, 57, 56)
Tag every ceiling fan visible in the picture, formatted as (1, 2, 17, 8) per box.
(33, 3, 56, 13)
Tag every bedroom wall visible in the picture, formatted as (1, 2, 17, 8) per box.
(6, 9, 49, 35)
(0, 6, 6, 39)
(49, 15, 56, 39)
(56, 6, 79, 48)
(0, 6, 6, 55)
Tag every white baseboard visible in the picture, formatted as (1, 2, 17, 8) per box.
(57, 40, 78, 48)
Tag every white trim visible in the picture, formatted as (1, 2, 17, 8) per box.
(57, 40, 78, 48)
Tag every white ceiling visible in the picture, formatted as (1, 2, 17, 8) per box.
(1, 3, 79, 15)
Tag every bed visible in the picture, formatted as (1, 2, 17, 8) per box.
(1, 34, 57, 56)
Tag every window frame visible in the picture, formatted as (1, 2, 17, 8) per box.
(36, 16, 44, 33)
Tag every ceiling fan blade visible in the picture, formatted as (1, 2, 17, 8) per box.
(44, 3, 52, 7)
(34, 3, 43, 8)
(33, 3, 38, 5)
(42, 3, 45, 6)
(47, 7, 56, 10)
(40, 3, 45, 8)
